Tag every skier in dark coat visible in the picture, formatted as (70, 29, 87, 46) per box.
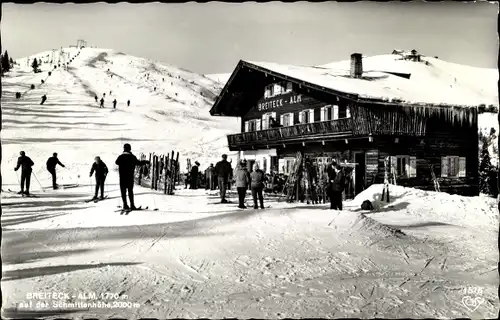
(190, 161, 200, 189)
(90, 156, 109, 200)
(327, 162, 345, 210)
(40, 94, 47, 105)
(127, 100, 130, 107)
(14, 151, 34, 195)
(215, 154, 233, 203)
(112, 99, 117, 109)
(46, 153, 65, 189)
(115, 143, 142, 210)
(100, 97, 104, 108)
(95, 95, 98, 103)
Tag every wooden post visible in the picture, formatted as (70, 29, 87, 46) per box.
(173, 152, 180, 190)
(169, 150, 175, 194)
(151, 154, 155, 190)
(163, 154, 170, 194)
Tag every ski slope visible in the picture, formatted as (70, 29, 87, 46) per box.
(2, 48, 499, 319)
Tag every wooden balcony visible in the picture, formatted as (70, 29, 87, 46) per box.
(228, 117, 353, 150)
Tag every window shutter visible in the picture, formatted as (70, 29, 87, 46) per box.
(320, 106, 326, 121)
(308, 109, 314, 123)
(346, 105, 351, 118)
(256, 119, 261, 131)
(298, 111, 303, 124)
(262, 114, 268, 130)
(286, 82, 293, 92)
(280, 114, 284, 126)
(458, 157, 466, 177)
(409, 156, 417, 178)
(289, 113, 294, 126)
(264, 87, 269, 98)
(333, 105, 339, 120)
(278, 159, 285, 174)
(390, 156, 397, 176)
(441, 156, 448, 177)
(244, 121, 249, 133)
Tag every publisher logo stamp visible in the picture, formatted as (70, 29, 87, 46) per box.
(461, 287, 484, 313)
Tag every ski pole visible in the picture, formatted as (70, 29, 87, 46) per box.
(32, 171, 45, 192)
(89, 176, 93, 194)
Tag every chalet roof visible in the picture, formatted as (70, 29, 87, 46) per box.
(210, 54, 497, 117)
(245, 55, 497, 108)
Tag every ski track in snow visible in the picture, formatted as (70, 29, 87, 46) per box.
(1, 48, 499, 319)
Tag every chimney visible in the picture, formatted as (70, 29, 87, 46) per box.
(350, 53, 363, 78)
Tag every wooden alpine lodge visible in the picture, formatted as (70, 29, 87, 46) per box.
(209, 51, 480, 197)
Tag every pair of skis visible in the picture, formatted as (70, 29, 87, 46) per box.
(6, 189, 39, 197)
(115, 206, 149, 215)
(84, 195, 109, 203)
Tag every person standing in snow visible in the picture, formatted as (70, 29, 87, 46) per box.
(328, 162, 345, 210)
(190, 161, 200, 189)
(115, 143, 142, 210)
(127, 100, 130, 107)
(215, 154, 232, 203)
(100, 97, 104, 108)
(234, 160, 250, 209)
(95, 95, 98, 103)
(46, 152, 65, 189)
(90, 156, 108, 200)
(250, 163, 266, 209)
(14, 151, 34, 195)
(205, 164, 214, 190)
(112, 99, 117, 109)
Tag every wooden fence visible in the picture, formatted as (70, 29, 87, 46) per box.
(134, 150, 181, 195)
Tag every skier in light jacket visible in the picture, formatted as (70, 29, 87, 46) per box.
(234, 161, 250, 209)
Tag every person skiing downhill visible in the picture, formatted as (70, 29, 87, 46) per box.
(40, 94, 47, 105)
(46, 153, 65, 189)
(100, 97, 104, 108)
(127, 100, 130, 107)
(90, 156, 108, 200)
(115, 143, 142, 210)
(112, 99, 117, 109)
(14, 151, 34, 195)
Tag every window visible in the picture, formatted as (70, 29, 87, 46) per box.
(244, 119, 262, 132)
(333, 105, 339, 120)
(441, 156, 466, 178)
(280, 113, 294, 127)
(280, 157, 296, 175)
(262, 112, 276, 130)
(390, 155, 417, 178)
(298, 109, 314, 124)
(320, 105, 332, 121)
(264, 82, 293, 99)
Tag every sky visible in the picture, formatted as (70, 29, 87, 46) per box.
(2, 1, 498, 74)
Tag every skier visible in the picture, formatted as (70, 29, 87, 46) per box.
(89, 156, 109, 200)
(204, 164, 213, 190)
(14, 151, 34, 195)
(234, 160, 250, 209)
(100, 97, 104, 108)
(40, 94, 47, 105)
(189, 161, 200, 189)
(127, 100, 130, 107)
(115, 143, 142, 210)
(112, 99, 117, 109)
(215, 154, 232, 203)
(250, 163, 266, 209)
(94, 95, 98, 103)
(327, 161, 344, 210)
(46, 153, 65, 189)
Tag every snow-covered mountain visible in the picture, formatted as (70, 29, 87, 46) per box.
(2, 47, 240, 188)
(205, 72, 231, 85)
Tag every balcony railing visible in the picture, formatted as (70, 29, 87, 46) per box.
(228, 117, 353, 148)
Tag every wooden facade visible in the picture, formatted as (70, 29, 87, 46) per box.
(210, 61, 479, 196)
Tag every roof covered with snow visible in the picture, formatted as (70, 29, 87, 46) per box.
(239, 53, 497, 108)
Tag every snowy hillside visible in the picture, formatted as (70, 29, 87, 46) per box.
(318, 53, 498, 107)
(2, 47, 240, 189)
(205, 73, 231, 85)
